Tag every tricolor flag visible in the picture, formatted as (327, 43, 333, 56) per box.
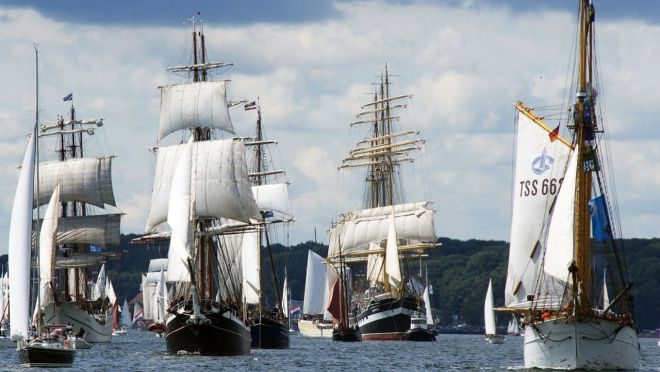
(244, 101, 257, 111)
(549, 125, 560, 142)
(290, 305, 301, 315)
(63, 93, 73, 101)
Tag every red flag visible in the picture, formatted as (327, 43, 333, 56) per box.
(549, 125, 560, 142)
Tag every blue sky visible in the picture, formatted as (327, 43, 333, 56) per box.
(2, 1, 660, 255)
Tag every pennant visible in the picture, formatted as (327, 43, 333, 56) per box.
(244, 101, 256, 111)
(549, 125, 559, 142)
(63, 93, 73, 101)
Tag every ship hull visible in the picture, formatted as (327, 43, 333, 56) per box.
(332, 326, 361, 342)
(43, 302, 112, 343)
(524, 317, 640, 370)
(18, 343, 75, 368)
(357, 296, 422, 341)
(298, 319, 333, 338)
(165, 310, 250, 356)
(250, 316, 289, 349)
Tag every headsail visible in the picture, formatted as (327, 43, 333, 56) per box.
(38, 184, 61, 308)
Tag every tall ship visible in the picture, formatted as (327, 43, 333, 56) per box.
(498, 1, 640, 369)
(142, 15, 263, 355)
(245, 103, 294, 349)
(327, 67, 438, 341)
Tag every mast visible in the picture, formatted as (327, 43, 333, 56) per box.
(573, 0, 595, 315)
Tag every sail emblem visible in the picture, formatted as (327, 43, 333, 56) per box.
(531, 150, 554, 175)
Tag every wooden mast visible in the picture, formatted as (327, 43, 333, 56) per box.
(574, 0, 594, 315)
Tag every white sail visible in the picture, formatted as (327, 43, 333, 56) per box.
(148, 258, 169, 273)
(8, 134, 35, 341)
(142, 282, 155, 320)
(36, 157, 116, 208)
(159, 81, 234, 140)
(504, 112, 572, 309)
(106, 278, 117, 305)
(146, 138, 260, 232)
(543, 148, 578, 282)
(0, 274, 6, 322)
(38, 184, 61, 308)
(166, 137, 193, 283)
(251, 183, 292, 219)
(423, 286, 434, 325)
(54, 214, 121, 247)
(302, 250, 327, 315)
(241, 231, 260, 305)
(93, 263, 107, 300)
(385, 212, 402, 290)
(282, 275, 289, 318)
(328, 201, 436, 257)
(154, 268, 166, 323)
(366, 242, 384, 286)
(484, 278, 497, 335)
(602, 270, 610, 310)
(216, 229, 244, 301)
(121, 299, 131, 327)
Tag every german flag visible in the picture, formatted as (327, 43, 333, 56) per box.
(549, 125, 560, 142)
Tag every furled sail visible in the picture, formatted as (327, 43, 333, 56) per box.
(8, 135, 35, 341)
(484, 278, 496, 335)
(159, 81, 234, 140)
(146, 138, 260, 232)
(166, 136, 193, 283)
(241, 231, 260, 305)
(302, 250, 327, 315)
(504, 111, 571, 309)
(385, 212, 402, 290)
(543, 148, 578, 283)
(36, 157, 116, 208)
(328, 201, 436, 257)
(251, 183, 292, 219)
(39, 184, 60, 308)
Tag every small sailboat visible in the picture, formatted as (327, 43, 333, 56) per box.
(298, 251, 334, 338)
(506, 318, 520, 336)
(330, 241, 361, 342)
(484, 279, 503, 344)
(499, 1, 640, 368)
(10, 48, 75, 368)
(403, 285, 436, 341)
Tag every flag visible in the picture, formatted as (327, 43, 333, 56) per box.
(549, 125, 560, 142)
(89, 245, 102, 253)
(589, 195, 613, 241)
(63, 93, 73, 101)
(290, 305, 301, 315)
(244, 101, 256, 111)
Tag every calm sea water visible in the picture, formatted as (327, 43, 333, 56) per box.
(1, 332, 659, 371)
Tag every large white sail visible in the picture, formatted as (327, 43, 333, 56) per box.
(302, 250, 327, 315)
(484, 278, 496, 335)
(159, 81, 234, 140)
(54, 214, 121, 247)
(385, 212, 402, 290)
(8, 135, 35, 341)
(241, 231, 261, 305)
(251, 183, 292, 219)
(146, 138, 260, 232)
(328, 201, 436, 257)
(166, 136, 194, 283)
(366, 242, 384, 286)
(36, 157, 116, 208)
(504, 111, 571, 309)
(39, 184, 61, 308)
(423, 286, 434, 325)
(543, 148, 578, 283)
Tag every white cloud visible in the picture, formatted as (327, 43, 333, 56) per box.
(2, 2, 660, 254)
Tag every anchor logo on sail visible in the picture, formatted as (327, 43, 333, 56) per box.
(531, 149, 554, 175)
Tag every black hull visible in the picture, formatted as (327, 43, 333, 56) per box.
(357, 295, 421, 341)
(250, 316, 290, 349)
(403, 328, 436, 342)
(165, 310, 251, 356)
(18, 345, 75, 368)
(332, 327, 362, 342)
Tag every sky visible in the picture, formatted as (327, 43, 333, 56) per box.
(1, 0, 660, 255)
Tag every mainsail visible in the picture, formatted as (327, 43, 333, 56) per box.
(302, 250, 327, 315)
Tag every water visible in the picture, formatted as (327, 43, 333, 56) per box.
(1, 332, 659, 371)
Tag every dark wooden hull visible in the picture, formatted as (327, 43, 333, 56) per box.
(18, 344, 75, 368)
(403, 328, 436, 342)
(332, 326, 362, 342)
(165, 310, 251, 356)
(357, 295, 422, 341)
(250, 315, 290, 349)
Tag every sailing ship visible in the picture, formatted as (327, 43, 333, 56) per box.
(0, 273, 15, 348)
(9, 48, 76, 368)
(327, 66, 438, 341)
(246, 103, 294, 349)
(483, 279, 503, 344)
(329, 243, 361, 342)
(506, 318, 520, 336)
(142, 15, 261, 355)
(298, 251, 334, 338)
(498, 1, 640, 368)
